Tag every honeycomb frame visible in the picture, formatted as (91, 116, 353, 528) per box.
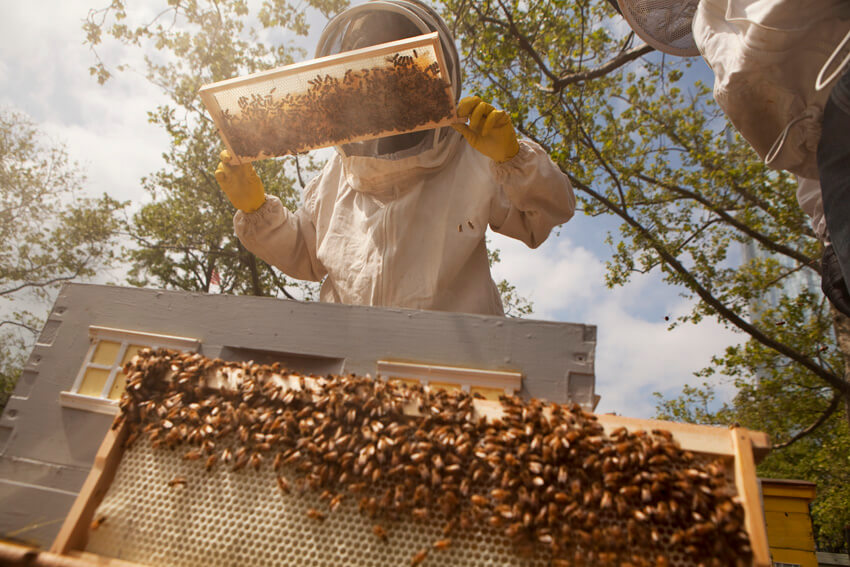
(199, 32, 457, 163)
(51, 357, 771, 567)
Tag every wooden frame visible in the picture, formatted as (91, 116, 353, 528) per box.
(377, 359, 523, 395)
(199, 32, 458, 164)
(49, 379, 772, 567)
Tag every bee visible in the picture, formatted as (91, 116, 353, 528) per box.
(276, 475, 290, 494)
(168, 476, 187, 487)
(233, 447, 249, 471)
(250, 452, 263, 471)
(123, 430, 139, 448)
(205, 454, 218, 471)
(410, 548, 429, 565)
(372, 524, 388, 541)
(432, 539, 451, 550)
(90, 515, 107, 531)
(470, 495, 488, 507)
(307, 508, 325, 521)
(183, 449, 203, 461)
(329, 493, 345, 512)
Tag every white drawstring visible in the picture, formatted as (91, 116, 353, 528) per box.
(764, 111, 815, 168)
(816, 27, 850, 91)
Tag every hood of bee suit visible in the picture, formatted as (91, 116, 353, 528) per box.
(315, 0, 462, 161)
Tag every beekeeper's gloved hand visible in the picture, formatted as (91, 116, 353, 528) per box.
(214, 150, 266, 213)
(451, 96, 520, 163)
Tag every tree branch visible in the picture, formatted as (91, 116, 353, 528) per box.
(636, 173, 819, 274)
(492, 0, 560, 84)
(771, 391, 841, 449)
(0, 320, 39, 334)
(569, 172, 849, 395)
(546, 44, 654, 92)
(521, 113, 847, 395)
(0, 270, 86, 297)
(294, 155, 306, 189)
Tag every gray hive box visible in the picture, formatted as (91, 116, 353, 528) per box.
(0, 283, 596, 548)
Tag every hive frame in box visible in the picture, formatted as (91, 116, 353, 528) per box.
(48, 386, 772, 567)
(199, 32, 457, 164)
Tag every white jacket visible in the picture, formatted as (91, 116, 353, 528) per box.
(693, 0, 850, 179)
(234, 131, 575, 315)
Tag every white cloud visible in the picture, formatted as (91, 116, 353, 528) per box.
(489, 230, 742, 418)
(1, 1, 172, 204)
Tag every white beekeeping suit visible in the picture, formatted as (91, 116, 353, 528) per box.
(692, 0, 850, 179)
(617, 0, 850, 316)
(219, 0, 576, 315)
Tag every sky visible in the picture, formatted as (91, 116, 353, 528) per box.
(0, 0, 743, 419)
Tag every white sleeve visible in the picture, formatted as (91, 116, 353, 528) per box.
(796, 176, 829, 243)
(488, 139, 576, 248)
(233, 186, 326, 282)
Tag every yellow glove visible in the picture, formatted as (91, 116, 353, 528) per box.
(214, 150, 266, 213)
(451, 96, 520, 163)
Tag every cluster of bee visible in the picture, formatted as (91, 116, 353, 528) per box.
(115, 349, 753, 567)
(218, 51, 454, 158)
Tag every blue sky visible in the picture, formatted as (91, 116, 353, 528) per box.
(0, 0, 744, 418)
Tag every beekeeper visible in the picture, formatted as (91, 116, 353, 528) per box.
(214, 0, 576, 315)
(615, 0, 850, 316)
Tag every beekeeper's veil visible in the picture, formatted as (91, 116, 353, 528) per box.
(315, 0, 462, 157)
(616, 0, 700, 57)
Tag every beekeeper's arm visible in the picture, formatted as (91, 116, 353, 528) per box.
(453, 96, 576, 248)
(215, 151, 326, 282)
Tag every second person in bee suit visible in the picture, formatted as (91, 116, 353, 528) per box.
(214, 0, 576, 316)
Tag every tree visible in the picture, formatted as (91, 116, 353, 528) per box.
(84, 0, 345, 297)
(0, 107, 124, 412)
(442, 0, 848, 549)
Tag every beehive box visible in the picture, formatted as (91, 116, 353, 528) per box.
(200, 32, 456, 163)
(49, 350, 771, 567)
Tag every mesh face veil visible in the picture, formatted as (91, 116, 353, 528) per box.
(316, 0, 462, 156)
(617, 0, 700, 57)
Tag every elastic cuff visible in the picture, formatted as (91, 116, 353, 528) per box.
(491, 140, 533, 182)
(234, 195, 282, 234)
